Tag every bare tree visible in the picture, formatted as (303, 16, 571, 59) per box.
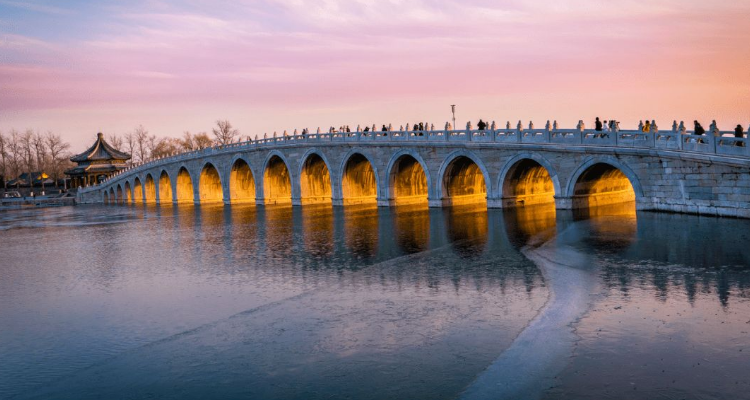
(180, 131, 195, 151)
(133, 125, 149, 163)
(6, 130, 20, 188)
(20, 129, 35, 187)
(212, 120, 239, 145)
(194, 132, 212, 149)
(107, 133, 124, 150)
(150, 137, 181, 159)
(46, 132, 70, 188)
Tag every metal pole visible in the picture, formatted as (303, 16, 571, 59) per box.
(451, 105, 456, 130)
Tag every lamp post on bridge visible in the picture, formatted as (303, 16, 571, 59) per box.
(451, 105, 456, 130)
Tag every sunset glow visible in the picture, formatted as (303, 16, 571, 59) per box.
(2, 0, 749, 148)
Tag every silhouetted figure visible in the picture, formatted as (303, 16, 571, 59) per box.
(418, 122, 424, 131)
(595, 117, 602, 132)
(694, 121, 705, 135)
(363, 126, 370, 132)
(477, 119, 487, 131)
(382, 125, 388, 132)
(694, 120, 706, 144)
(735, 124, 745, 146)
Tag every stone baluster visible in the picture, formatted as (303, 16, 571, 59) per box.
(678, 121, 686, 134)
(545, 120, 551, 131)
(388, 123, 392, 131)
(372, 124, 376, 132)
(293, 129, 298, 135)
(273, 131, 277, 138)
(430, 123, 435, 131)
(491, 121, 497, 130)
(316, 127, 321, 134)
(356, 125, 361, 132)
(638, 120, 644, 131)
(672, 120, 678, 132)
(651, 120, 658, 134)
(529, 121, 534, 130)
(516, 120, 523, 131)
(506, 121, 511, 130)
(466, 121, 473, 131)
(553, 120, 559, 130)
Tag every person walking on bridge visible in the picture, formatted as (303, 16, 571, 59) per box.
(477, 119, 487, 131)
(735, 124, 745, 146)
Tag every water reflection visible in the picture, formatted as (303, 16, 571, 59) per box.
(301, 204, 335, 259)
(445, 203, 488, 259)
(391, 204, 430, 253)
(502, 203, 557, 248)
(342, 205, 379, 259)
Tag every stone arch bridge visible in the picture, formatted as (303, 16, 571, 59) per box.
(78, 126, 750, 218)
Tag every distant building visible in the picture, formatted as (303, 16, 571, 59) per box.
(6, 172, 55, 187)
(65, 133, 131, 188)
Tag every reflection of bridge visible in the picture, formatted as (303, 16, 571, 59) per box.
(77, 126, 750, 218)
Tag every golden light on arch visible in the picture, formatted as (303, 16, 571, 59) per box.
(144, 174, 156, 203)
(572, 163, 636, 209)
(390, 154, 428, 206)
(124, 182, 132, 203)
(199, 163, 223, 203)
(116, 185, 123, 203)
(176, 168, 194, 203)
(300, 153, 332, 205)
(502, 159, 556, 208)
(263, 155, 292, 205)
(442, 156, 487, 206)
(230, 159, 255, 204)
(133, 178, 144, 203)
(342, 153, 377, 205)
(159, 171, 172, 204)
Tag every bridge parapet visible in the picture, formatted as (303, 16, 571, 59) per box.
(85, 127, 749, 189)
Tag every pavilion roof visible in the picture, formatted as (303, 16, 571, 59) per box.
(70, 132, 131, 163)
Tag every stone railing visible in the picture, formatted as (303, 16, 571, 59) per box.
(81, 126, 749, 193)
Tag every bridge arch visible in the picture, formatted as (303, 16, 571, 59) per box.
(498, 153, 560, 208)
(437, 150, 490, 206)
(176, 166, 194, 203)
(124, 181, 133, 204)
(229, 157, 256, 204)
(133, 177, 144, 203)
(566, 157, 642, 209)
(386, 149, 431, 205)
(109, 187, 115, 204)
(298, 149, 333, 205)
(262, 151, 293, 205)
(158, 170, 173, 204)
(144, 174, 156, 203)
(340, 150, 379, 205)
(199, 162, 223, 203)
(116, 184, 123, 204)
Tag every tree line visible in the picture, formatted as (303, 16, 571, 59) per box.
(106, 120, 241, 163)
(0, 120, 242, 189)
(0, 129, 71, 189)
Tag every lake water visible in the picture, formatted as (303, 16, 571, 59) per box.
(0, 203, 748, 400)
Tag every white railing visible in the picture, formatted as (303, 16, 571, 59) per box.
(81, 127, 749, 192)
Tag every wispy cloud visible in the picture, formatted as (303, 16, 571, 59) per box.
(0, 0, 73, 15)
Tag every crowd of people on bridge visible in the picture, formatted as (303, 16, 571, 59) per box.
(261, 118, 747, 148)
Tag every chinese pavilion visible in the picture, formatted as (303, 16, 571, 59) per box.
(65, 133, 131, 188)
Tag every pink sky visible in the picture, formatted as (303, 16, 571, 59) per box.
(1, 0, 749, 150)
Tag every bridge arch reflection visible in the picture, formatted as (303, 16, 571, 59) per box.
(134, 177, 143, 203)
